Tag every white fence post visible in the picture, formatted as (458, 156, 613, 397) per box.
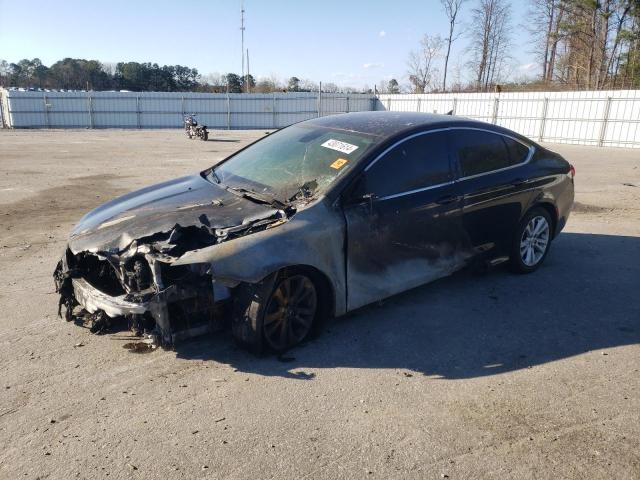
(136, 96, 141, 129)
(43, 95, 50, 128)
(317, 83, 322, 117)
(452, 98, 457, 115)
(226, 94, 231, 130)
(491, 97, 499, 124)
(538, 97, 549, 142)
(88, 96, 94, 129)
(272, 94, 277, 128)
(598, 96, 613, 147)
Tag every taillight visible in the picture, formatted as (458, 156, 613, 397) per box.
(569, 164, 575, 179)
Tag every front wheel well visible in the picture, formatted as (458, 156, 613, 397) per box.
(275, 265, 335, 320)
(231, 264, 334, 353)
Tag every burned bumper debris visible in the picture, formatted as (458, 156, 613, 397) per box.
(54, 247, 221, 345)
(53, 173, 294, 347)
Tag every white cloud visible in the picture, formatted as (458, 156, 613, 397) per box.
(379, 30, 386, 37)
(518, 63, 536, 71)
(363, 63, 384, 69)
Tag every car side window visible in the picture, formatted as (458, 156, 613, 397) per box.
(362, 131, 451, 198)
(503, 136, 531, 164)
(454, 129, 514, 177)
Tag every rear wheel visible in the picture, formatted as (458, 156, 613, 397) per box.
(509, 207, 552, 273)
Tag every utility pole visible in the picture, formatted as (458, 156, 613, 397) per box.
(240, 1, 245, 91)
(246, 49, 250, 93)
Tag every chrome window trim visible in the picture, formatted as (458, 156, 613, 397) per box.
(376, 180, 454, 202)
(449, 126, 535, 181)
(356, 125, 535, 203)
(361, 128, 453, 202)
(364, 127, 452, 172)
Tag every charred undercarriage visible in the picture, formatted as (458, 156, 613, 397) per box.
(54, 207, 291, 347)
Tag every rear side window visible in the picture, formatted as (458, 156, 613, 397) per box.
(503, 136, 531, 164)
(363, 131, 451, 198)
(454, 129, 529, 177)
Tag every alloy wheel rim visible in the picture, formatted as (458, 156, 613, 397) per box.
(263, 275, 317, 351)
(520, 215, 550, 267)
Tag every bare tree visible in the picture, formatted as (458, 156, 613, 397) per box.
(441, 0, 467, 91)
(202, 72, 227, 92)
(468, 0, 513, 91)
(526, 0, 566, 83)
(407, 34, 444, 93)
(299, 79, 319, 92)
(322, 82, 340, 93)
(607, 1, 634, 87)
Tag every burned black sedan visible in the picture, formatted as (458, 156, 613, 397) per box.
(54, 112, 574, 352)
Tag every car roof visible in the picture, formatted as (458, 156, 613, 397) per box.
(304, 111, 482, 138)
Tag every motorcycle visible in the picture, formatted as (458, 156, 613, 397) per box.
(184, 114, 209, 141)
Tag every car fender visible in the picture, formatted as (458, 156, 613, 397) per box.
(522, 174, 573, 237)
(172, 198, 348, 316)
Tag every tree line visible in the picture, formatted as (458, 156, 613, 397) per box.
(528, 0, 640, 89)
(0, 58, 200, 92)
(0, 58, 375, 94)
(404, 0, 640, 93)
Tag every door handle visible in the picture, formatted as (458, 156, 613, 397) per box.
(435, 194, 460, 205)
(511, 178, 528, 187)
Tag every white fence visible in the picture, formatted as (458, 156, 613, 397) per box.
(0, 90, 374, 130)
(2, 88, 640, 148)
(376, 90, 640, 148)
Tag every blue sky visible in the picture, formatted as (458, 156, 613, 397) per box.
(0, 0, 536, 88)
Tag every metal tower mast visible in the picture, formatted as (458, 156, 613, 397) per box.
(241, 1, 245, 91)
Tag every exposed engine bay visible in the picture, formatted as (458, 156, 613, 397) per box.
(53, 172, 295, 347)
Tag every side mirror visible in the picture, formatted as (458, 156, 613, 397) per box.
(345, 191, 378, 207)
(343, 175, 378, 206)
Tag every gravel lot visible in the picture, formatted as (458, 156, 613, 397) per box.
(0, 129, 639, 480)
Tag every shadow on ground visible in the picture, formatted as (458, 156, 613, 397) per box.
(174, 231, 639, 379)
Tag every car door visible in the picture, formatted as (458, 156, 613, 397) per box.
(342, 129, 469, 311)
(450, 128, 535, 256)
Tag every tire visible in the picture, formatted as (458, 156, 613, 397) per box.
(232, 270, 324, 354)
(509, 207, 553, 274)
(202, 131, 208, 141)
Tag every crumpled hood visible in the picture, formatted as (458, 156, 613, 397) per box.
(68, 174, 280, 254)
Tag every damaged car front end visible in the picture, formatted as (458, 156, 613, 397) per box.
(53, 171, 297, 346)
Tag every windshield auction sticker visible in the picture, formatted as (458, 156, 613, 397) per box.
(330, 158, 348, 169)
(321, 139, 359, 155)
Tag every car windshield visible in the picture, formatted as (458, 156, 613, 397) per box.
(210, 124, 378, 203)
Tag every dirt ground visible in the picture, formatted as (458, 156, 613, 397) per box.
(0, 129, 639, 480)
